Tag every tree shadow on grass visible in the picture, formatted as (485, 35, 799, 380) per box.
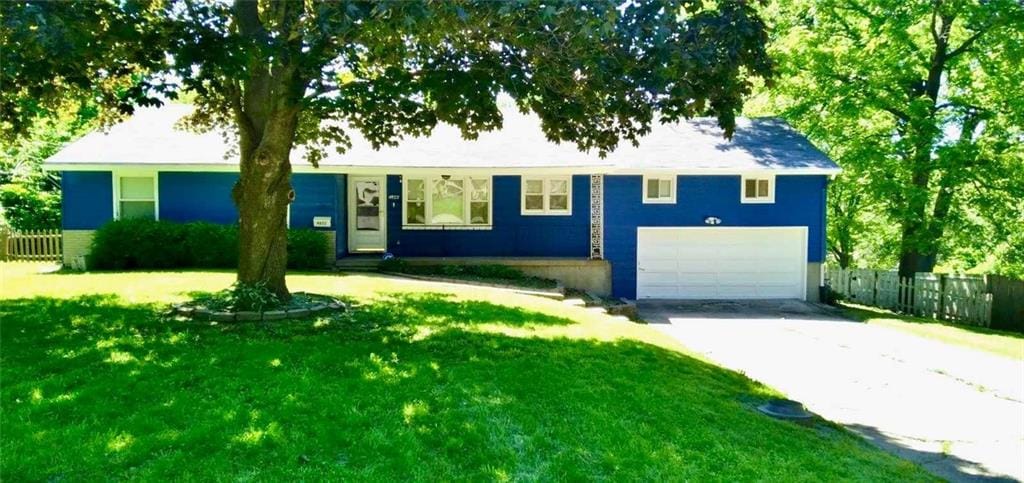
(0, 294, 930, 482)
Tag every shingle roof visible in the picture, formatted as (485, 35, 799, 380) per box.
(45, 103, 839, 173)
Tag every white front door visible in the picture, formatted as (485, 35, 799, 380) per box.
(348, 176, 387, 252)
(636, 227, 807, 300)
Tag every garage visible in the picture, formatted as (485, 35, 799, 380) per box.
(636, 227, 807, 300)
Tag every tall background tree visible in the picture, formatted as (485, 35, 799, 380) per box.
(2, 0, 771, 297)
(0, 104, 97, 230)
(752, 0, 1024, 278)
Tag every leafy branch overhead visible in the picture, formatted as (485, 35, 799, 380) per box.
(3, 0, 772, 159)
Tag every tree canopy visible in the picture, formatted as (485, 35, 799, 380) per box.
(2, 0, 772, 296)
(754, 0, 1024, 278)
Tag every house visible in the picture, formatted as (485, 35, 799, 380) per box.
(43, 103, 839, 301)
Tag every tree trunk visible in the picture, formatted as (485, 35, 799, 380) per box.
(897, 181, 936, 278)
(896, 9, 953, 279)
(228, 0, 306, 300)
(898, 249, 935, 279)
(232, 112, 299, 299)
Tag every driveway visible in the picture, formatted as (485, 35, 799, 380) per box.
(641, 300, 1024, 482)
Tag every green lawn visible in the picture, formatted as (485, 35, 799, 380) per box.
(839, 302, 1024, 361)
(1, 263, 932, 481)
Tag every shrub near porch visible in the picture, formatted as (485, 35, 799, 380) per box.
(0, 265, 933, 481)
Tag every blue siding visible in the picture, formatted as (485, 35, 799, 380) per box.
(62, 171, 113, 229)
(291, 173, 340, 231)
(159, 172, 238, 224)
(603, 175, 829, 299)
(385, 175, 590, 257)
(159, 171, 342, 234)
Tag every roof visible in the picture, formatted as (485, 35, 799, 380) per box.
(44, 103, 839, 174)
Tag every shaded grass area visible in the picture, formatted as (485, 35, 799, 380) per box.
(0, 267, 932, 480)
(839, 302, 1024, 361)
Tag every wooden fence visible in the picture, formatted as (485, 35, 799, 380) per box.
(2, 229, 62, 262)
(988, 275, 1024, 332)
(826, 268, 994, 327)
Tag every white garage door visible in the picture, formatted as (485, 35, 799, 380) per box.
(637, 227, 807, 300)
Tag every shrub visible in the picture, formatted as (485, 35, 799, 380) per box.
(190, 281, 283, 312)
(87, 219, 188, 269)
(378, 258, 408, 273)
(820, 284, 845, 306)
(287, 229, 328, 269)
(183, 222, 238, 268)
(88, 219, 328, 270)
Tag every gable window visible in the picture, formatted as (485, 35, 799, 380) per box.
(643, 175, 676, 204)
(115, 173, 158, 220)
(403, 175, 491, 228)
(521, 176, 572, 215)
(741, 175, 775, 204)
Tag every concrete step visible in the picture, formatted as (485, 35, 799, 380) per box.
(334, 257, 382, 271)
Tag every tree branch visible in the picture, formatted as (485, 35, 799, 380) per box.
(946, 27, 990, 60)
(232, 0, 265, 38)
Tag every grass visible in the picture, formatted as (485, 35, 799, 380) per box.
(0, 263, 933, 481)
(839, 302, 1024, 361)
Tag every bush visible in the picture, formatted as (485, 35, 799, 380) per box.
(191, 281, 283, 312)
(820, 284, 845, 306)
(0, 183, 61, 230)
(88, 219, 328, 270)
(87, 219, 188, 269)
(288, 229, 328, 269)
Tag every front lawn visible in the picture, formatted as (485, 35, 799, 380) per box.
(1, 263, 931, 480)
(839, 302, 1024, 361)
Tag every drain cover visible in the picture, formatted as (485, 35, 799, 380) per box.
(758, 398, 813, 421)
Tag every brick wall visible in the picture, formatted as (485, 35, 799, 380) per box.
(323, 231, 337, 266)
(62, 230, 95, 269)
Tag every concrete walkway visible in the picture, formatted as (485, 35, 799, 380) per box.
(640, 300, 1024, 482)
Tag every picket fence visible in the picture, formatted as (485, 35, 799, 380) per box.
(2, 229, 62, 262)
(826, 267, 993, 327)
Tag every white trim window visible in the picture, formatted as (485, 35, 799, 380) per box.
(114, 172, 158, 220)
(403, 175, 491, 228)
(642, 175, 676, 204)
(741, 174, 775, 204)
(521, 176, 572, 215)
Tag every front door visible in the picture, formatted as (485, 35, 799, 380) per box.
(348, 176, 387, 252)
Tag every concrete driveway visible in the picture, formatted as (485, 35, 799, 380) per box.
(641, 300, 1024, 482)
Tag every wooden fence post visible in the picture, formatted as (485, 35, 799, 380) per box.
(872, 272, 880, 304)
(0, 226, 9, 261)
(937, 274, 947, 321)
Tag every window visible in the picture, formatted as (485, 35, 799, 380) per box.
(521, 176, 572, 215)
(741, 175, 775, 204)
(403, 175, 491, 228)
(115, 174, 157, 219)
(643, 175, 676, 204)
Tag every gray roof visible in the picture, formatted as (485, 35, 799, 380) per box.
(45, 103, 839, 173)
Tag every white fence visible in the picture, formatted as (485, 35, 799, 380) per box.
(826, 268, 993, 327)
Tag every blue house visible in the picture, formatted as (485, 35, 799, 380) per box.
(44, 104, 839, 301)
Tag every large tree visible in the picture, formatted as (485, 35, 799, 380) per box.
(2, 0, 771, 297)
(757, 0, 1024, 278)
